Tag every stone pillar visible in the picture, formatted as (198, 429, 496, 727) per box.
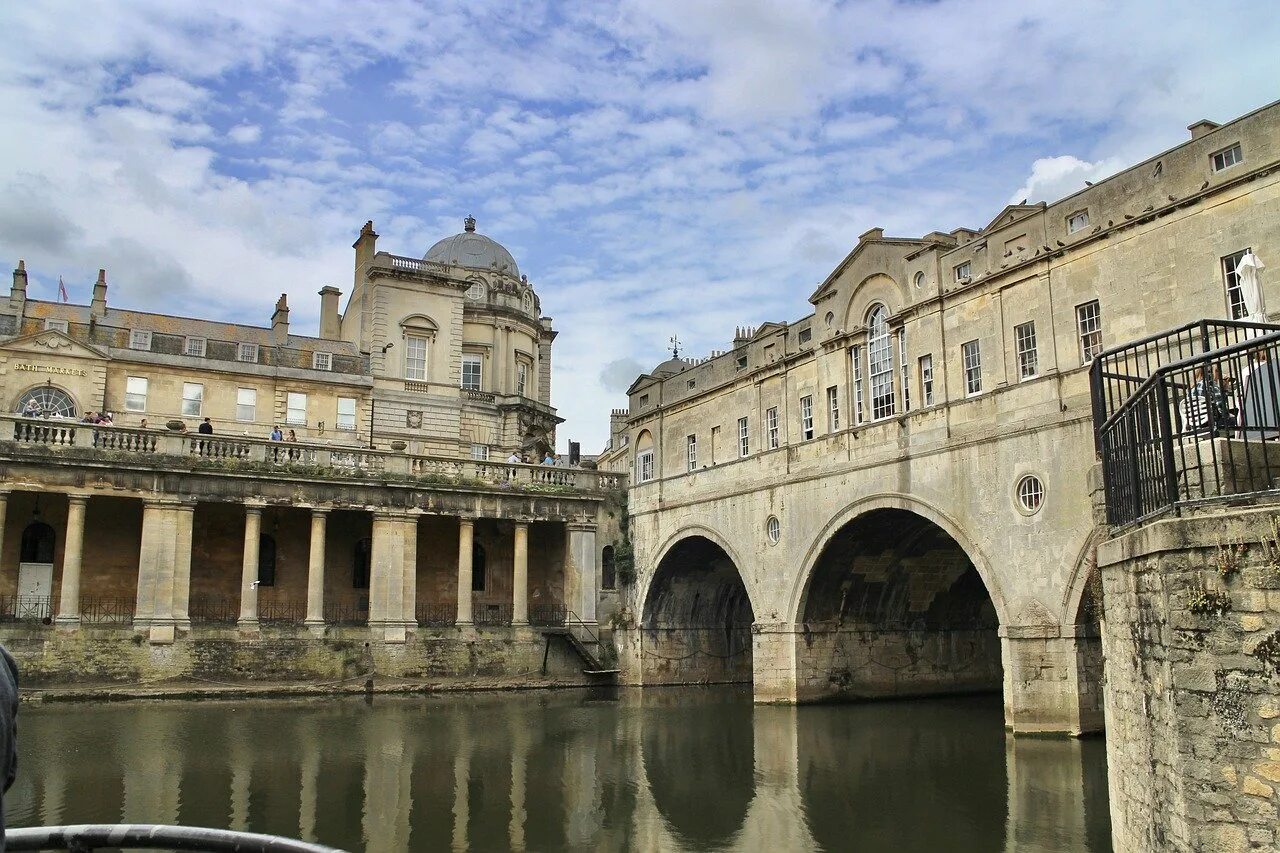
(237, 504, 263, 629)
(456, 518, 474, 626)
(564, 522, 597, 624)
(136, 499, 181, 642)
(54, 495, 88, 627)
(172, 503, 194, 631)
(512, 521, 529, 626)
(402, 512, 418, 630)
(1001, 625, 1102, 735)
(304, 509, 328, 633)
(369, 511, 407, 642)
(752, 623, 799, 704)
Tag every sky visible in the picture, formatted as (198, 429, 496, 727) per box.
(1, 1, 1277, 452)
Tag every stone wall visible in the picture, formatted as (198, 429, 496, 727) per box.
(1099, 506, 1280, 853)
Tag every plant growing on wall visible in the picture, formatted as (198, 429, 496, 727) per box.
(1186, 584, 1232, 616)
(1258, 515, 1280, 585)
(605, 486, 636, 586)
(1213, 535, 1246, 578)
(1252, 630, 1280, 672)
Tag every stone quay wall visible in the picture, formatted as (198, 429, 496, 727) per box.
(1098, 506, 1280, 853)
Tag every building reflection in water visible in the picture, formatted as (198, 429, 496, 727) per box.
(8, 689, 1110, 852)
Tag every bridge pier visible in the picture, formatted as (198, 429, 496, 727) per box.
(1002, 627, 1105, 736)
(752, 623, 797, 703)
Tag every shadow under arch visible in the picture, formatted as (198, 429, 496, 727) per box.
(788, 497, 1004, 704)
(640, 532, 755, 686)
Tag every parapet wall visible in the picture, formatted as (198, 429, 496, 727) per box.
(1098, 506, 1280, 853)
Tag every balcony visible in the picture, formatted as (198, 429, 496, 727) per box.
(1, 414, 625, 495)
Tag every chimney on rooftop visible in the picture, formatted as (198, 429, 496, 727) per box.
(352, 220, 378, 291)
(319, 286, 342, 339)
(91, 268, 108, 318)
(859, 227, 885, 243)
(271, 293, 289, 344)
(1187, 119, 1220, 140)
(10, 260, 27, 316)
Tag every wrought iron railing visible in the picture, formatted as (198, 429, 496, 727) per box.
(189, 596, 239, 624)
(1096, 324, 1280, 526)
(324, 596, 369, 625)
(473, 603, 513, 626)
(529, 603, 567, 626)
(414, 602, 455, 627)
(79, 596, 135, 624)
(0, 595, 52, 622)
(258, 598, 306, 623)
(6, 823, 345, 852)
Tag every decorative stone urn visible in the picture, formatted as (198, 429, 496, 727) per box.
(166, 419, 186, 432)
(389, 440, 408, 452)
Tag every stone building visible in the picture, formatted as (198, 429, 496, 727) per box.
(0, 218, 622, 685)
(606, 99, 1280, 735)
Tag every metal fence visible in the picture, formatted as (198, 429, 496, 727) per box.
(414, 603, 455, 627)
(189, 597, 239, 624)
(473, 604, 513, 626)
(530, 603, 567, 626)
(79, 596, 136, 624)
(1096, 324, 1280, 526)
(0, 595, 52, 622)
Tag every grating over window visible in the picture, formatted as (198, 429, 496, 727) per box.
(1017, 475, 1045, 513)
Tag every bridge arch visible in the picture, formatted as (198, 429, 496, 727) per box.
(787, 494, 1006, 704)
(639, 526, 756, 686)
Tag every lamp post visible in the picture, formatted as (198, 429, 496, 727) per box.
(369, 342, 393, 450)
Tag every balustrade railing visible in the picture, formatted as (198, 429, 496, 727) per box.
(258, 598, 306, 623)
(2, 414, 625, 492)
(530, 603, 567, 626)
(324, 597, 370, 625)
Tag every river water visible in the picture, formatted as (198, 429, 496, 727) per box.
(8, 688, 1111, 852)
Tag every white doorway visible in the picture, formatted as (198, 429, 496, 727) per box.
(17, 562, 52, 600)
(16, 520, 57, 620)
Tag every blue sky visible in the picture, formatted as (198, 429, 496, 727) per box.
(1, 1, 1277, 451)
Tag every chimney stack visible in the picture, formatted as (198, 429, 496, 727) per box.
(319, 286, 342, 339)
(91, 268, 108, 318)
(271, 293, 289, 344)
(1187, 119, 1220, 140)
(352, 220, 378, 290)
(10, 260, 27, 315)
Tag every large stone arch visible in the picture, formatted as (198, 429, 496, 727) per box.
(645, 523, 759, 617)
(786, 492, 1010, 628)
(841, 272, 903, 332)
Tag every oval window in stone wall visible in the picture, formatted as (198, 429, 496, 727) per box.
(1016, 475, 1045, 514)
(914, 271, 925, 289)
(766, 515, 781, 544)
(825, 311, 834, 328)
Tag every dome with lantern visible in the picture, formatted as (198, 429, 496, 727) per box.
(424, 216, 520, 279)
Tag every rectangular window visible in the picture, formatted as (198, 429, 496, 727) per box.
(1014, 321, 1038, 379)
(184, 336, 206, 357)
(1223, 249, 1252, 320)
(238, 342, 259, 363)
(851, 345, 865, 425)
(43, 319, 69, 333)
(870, 334, 895, 421)
(954, 261, 971, 281)
(800, 395, 814, 440)
(236, 387, 256, 422)
(461, 353, 483, 390)
(798, 328, 812, 345)
(766, 407, 779, 449)
(471, 444, 489, 461)
(516, 361, 528, 396)
(686, 378, 696, 390)
(286, 392, 307, 426)
(638, 450, 654, 483)
(735, 354, 748, 371)
(1211, 143, 1243, 173)
(827, 386, 840, 431)
(129, 329, 151, 351)
(962, 340, 982, 396)
(919, 355, 934, 406)
(312, 351, 332, 371)
(125, 376, 148, 412)
(1077, 300, 1103, 363)
(337, 396, 357, 430)
(1067, 210, 1089, 233)
(404, 335, 427, 380)
(687, 434, 698, 471)
(181, 382, 204, 417)
(899, 329, 910, 412)
(639, 394, 649, 408)
(737, 417, 749, 457)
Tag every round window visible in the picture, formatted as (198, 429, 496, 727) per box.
(914, 271, 925, 289)
(466, 281, 485, 301)
(766, 516, 781, 544)
(1016, 475, 1045, 514)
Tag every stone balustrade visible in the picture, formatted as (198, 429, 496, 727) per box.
(1, 414, 625, 493)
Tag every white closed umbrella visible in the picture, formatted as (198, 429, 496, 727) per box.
(1237, 251, 1267, 323)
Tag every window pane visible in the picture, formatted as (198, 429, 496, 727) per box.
(125, 376, 148, 412)
(868, 306, 894, 419)
(462, 354, 482, 390)
(738, 417, 749, 457)
(963, 340, 982, 395)
(181, 383, 203, 417)
(1222, 249, 1251, 320)
(405, 335, 427, 380)
(1015, 322, 1038, 379)
(286, 392, 307, 425)
(766, 407, 779, 449)
(236, 388, 256, 422)
(337, 397, 357, 429)
(1077, 301, 1103, 363)
(801, 396, 813, 440)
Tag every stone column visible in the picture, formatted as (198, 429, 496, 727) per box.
(304, 509, 328, 633)
(54, 495, 88, 627)
(456, 518, 474, 626)
(136, 499, 180, 642)
(172, 503, 194, 631)
(752, 623, 799, 704)
(238, 504, 263, 629)
(369, 511, 407, 642)
(402, 513, 419, 630)
(564, 522, 597, 624)
(512, 521, 529, 626)
(1001, 626, 1102, 736)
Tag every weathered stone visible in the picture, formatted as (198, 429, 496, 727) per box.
(1254, 762, 1280, 783)
(1242, 776, 1274, 798)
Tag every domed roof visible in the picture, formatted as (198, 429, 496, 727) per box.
(652, 358, 688, 377)
(424, 216, 520, 278)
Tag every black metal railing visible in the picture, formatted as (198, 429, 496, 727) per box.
(189, 597, 239, 624)
(324, 596, 369, 625)
(529, 603, 567, 626)
(473, 603, 513, 626)
(79, 596, 135, 624)
(1097, 324, 1280, 526)
(1091, 318, 1280, 446)
(6, 823, 346, 852)
(258, 598, 306, 623)
(0, 595, 52, 622)
(414, 602, 455, 626)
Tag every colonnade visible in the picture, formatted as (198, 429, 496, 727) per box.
(0, 490, 599, 644)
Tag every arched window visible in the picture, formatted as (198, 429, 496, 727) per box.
(258, 535, 277, 587)
(15, 386, 77, 419)
(20, 522, 55, 563)
(602, 545, 616, 590)
(867, 305, 895, 419)
(353, 537, 371, 589)
(471, 543, 487, 592)
(635, 430, 655, 483)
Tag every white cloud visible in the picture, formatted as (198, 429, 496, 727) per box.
(1009, 155, 1124, 206)
(227, 124, 262, 144)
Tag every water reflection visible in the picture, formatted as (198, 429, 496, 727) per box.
(8, 689, 1110, 852)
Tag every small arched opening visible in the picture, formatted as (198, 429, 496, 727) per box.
(640, 535, 754, 685)
(14, 385, 77, 419)
(20, 521, 56, 564)
(601, 545, 616, 591)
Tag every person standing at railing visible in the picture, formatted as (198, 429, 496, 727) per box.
(270, 425, 283, 441)
(506, 451, 521, 464)
(542, 451, 556, 465)
(0, 643, 18, 851)
(198, 417, 213, 435)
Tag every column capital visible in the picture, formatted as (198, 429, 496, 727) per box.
(143, 497, 188, 510)
(306, 506, 332, 517)
(567, 521, 597, 533)
(66, 494, 90, 507)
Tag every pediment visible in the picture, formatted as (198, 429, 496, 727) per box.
(980, 204, 1044, 235)
(0, 329, 108, 361)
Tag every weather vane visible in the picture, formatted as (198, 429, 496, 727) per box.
(669, 335, 681, 359)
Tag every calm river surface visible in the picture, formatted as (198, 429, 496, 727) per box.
(9, 688, 1111, 852)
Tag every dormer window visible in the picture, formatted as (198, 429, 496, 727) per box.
(184, 337, 206, 357)
(43, 319, 69, 333)
(736, 355, 748, 371)
(1211, 143, 1243, 173)
(238, 343, 259, 363)
(798, 328, 812, 345)
(954, 261, 972, 281)
(1067, 210, 1089, 233)
(129, 330, 152, 351)
(639, 394, 649, 408)
(312, 351, 332, 371)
